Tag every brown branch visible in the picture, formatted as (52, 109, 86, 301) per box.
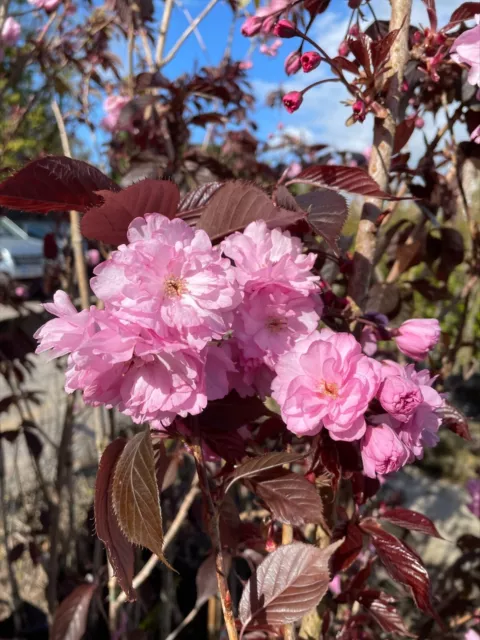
(348, 0, 413, 308)
(191, 441, 238, 640)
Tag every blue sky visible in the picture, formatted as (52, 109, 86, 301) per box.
(79, 0, 465, 170)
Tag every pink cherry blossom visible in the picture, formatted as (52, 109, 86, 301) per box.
(218, 339, 275, 399)
(282, 91, 303, 113)
(394, 318, 440, 361)
(34, 290, 94, 359)
(205, 343, 237, 401)
(100, 95, 132, 132)
(466, 478, 480, 518)
(221, 220, 318, 295)
(378, 370, 423, 422)
(360, 420, 410, 478)
(1, 17, 21, 45)
(234, 287, 320, 367)
(239, 59, 253, 70)
(92, 214, 241, 348)
(450, 15, 480, 88)
(284, 51, 301, 75)
(28, 0, 61, 10)
(272, 329, 382, 439)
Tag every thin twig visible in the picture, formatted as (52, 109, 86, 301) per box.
(191, 440, 238, 640)
(155, 0, 174, 66)
(159, 0, 219, 69)
(113, 474, 200, 608)
(348, 0, 413, 308)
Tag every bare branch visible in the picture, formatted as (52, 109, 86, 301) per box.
(348, 0, 413, 308)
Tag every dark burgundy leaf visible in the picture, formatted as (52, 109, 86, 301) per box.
(239, 541, 342, 630)
(348, 34, 373, 74)
(422, 0, 438, 32)
(331, 55, 359, 75)
(393, 118, 416, 155)
(350, 473, 380, 506)
(288, 165, 404, 200)
(50, 583, 96, 640)
(304, 0, 330, 18)
(435, 403, 471, 441)
(366, 283, 401, 318)
(202, 427, 247, 464)
(358, 589, 416, 637)
(94, 438, 136, 601)
(135, 71, 172, 92)
(81, 179, 180, 245)
(348, 560, 373, 593)
(196, 181, 306, 242)
(447, 2, 480, 26)
(371, 28, 401, 68)
(152, 438, 178, 493)
(359, 520, 439, 620)
(198, 392, 266, 431)
(249, 468, 325, 527)
(296, 189, 348, 253)
(226, 452, 305, 492)
(378, 508, 443, 538)
(189, 113, 226, 127)
(24, 427, 43, 459)
(177, 182, 224, 213)
(435, 228, 464, 281)
(219, 494, 242, 550)
(410, 279, 449, 301)
(0, 156, 118, 213)
(8, 543, 25, 563)
(195, 552, 232, 606)
(331, 522, 364, 573)
(466, 109, 480, 136)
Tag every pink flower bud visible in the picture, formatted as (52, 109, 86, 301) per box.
(241, 16, 263, 37)
(415, 116, 425, 128)
(413, 30, 423, 44)
(348, 0, 362, 7)
(349, 24, 360, 37)
(277, 122, 284, 130)
(284, 50, 302, 75)
(338, 40, 350, 57)
(282, 91, 303, 113)
(361, 422, 410, 478)
(401, 80, 409, 91)
(273, 19, 296, 38)
(1, 17, 21, 46)
(378, 376, 423, 422)
(394, 319, 440, 361)
(352, 98, 366, 122)
(239, 59, 253, 70)
(301, 51, 321, 72)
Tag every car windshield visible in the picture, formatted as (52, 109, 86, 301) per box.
(0, 217, 29, 239)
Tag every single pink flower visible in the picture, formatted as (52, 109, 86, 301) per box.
(284, 51, 301, 75)
(450, 15, 480, 88)
(272, 328, 382, 439)
(92, 214, 241, 348)
(394, 318, 440, 361)
(221, 220, 318, 295)
(349, 24, 360, 37)
(360, 326, 377, 356)
(205, 343, 237, 401)
(219, 339, 275, 399)
(100, 95, 132, 133)
(360, 420, 410, 478)
(282, 90, 303, 113)
(233, 287, 320, 367)
(352, 99, 367, 122)
(415, 116, 425, 128)
(1, 17, 21, 45)
(301, 51, 321, 72)
(378, 373, 423, 422)
(471, 124, 480, 143)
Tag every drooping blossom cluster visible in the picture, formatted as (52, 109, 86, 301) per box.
(36, 213, 442, 479)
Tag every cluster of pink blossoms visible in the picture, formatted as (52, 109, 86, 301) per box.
(36, 213, 442, 478)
